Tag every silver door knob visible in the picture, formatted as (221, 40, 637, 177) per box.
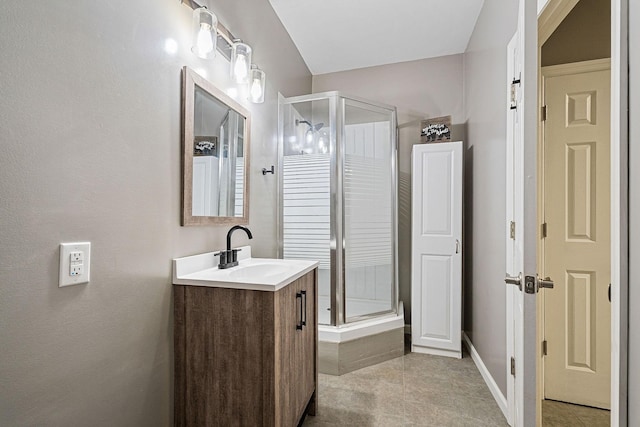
(538, 277, 554, 289)
(505, 273, 522, 290)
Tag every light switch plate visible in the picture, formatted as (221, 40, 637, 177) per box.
(59, 242, 91, 287)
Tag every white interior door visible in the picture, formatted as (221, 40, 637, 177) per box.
(542, 60, 611, 409)
(411, 141, 462, 358)
(506, 29, 525, 427)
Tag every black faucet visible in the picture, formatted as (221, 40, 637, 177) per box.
(217, 225, 253, 269)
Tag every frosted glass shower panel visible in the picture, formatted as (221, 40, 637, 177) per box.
(343, 100, 394, 320)
(281, 99, 332, 325)
(281, 92, 397, 326)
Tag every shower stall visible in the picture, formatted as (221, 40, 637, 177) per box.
(278, 92, 403, 374)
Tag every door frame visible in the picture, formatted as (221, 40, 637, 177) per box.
(532, 0, 629, 425)
(609, 0, 629, 424)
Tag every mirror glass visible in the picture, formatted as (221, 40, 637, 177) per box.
(182, 67, 250, 225)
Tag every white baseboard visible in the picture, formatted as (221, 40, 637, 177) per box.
(462, 332, 509, 422)
(412, 345, 462, 359)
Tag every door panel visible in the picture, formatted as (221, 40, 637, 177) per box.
(420, 152, 453, 235)
(300, 272, 316, 412)
(566, 142, 596, 241)
(411, 142, 462, 356)
(420, 255, 452, 340)
(276, 272, 317, 426)
(506, 29, 525, 426)
(543, 65, 611, 409)
(342, 100, 395, 321)
(565, 270, 597, 371)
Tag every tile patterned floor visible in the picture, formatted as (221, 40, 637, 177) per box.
(542, 399, 610, 426)
(302, 348, 508, 426)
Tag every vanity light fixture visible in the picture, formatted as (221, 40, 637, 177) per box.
(230, 40, 252, 84)
(182, 0, 242, 61)
(248, 65, 266, 104)
(191, 7, 217, 59)
(182, 0, 268, 102)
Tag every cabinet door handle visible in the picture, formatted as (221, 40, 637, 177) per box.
(296, 292, 303, 330)
(301, 290, 307, 328)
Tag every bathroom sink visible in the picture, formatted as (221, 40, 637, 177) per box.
(172, 246, 318, 291)
(228, 262, 293, 280)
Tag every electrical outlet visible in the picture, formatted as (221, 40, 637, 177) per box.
(59, 242, 91, 287)
(70, 251, 83, 262)
(70, 264, 83, 276)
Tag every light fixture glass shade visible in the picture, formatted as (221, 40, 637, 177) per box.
(248, 65, 266, 103)
(230, 41, 252, 84)
(191, 7, 218, 59)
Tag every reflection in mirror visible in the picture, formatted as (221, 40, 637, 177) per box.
(182, 66, 250, 225)
(192, 86, 245, 217)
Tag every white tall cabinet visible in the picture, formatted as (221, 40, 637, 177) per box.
(411, 141, 463, 358)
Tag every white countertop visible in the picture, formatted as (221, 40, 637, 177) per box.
(172, 246, 319, 292)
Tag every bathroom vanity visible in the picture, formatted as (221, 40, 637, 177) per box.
(172, 248, 318, 426)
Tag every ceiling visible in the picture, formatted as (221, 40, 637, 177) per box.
(269, 0, 485, 75)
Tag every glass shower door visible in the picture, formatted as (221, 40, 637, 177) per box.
(280, 92, 397, 326)
(342, 98, 396, 321)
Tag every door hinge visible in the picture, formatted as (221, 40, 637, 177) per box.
(542, 340, 548, 356)
(541, 222, 548, 238)
(510, 221, 516, 240)
(541, 105, 547, 121)
(509, 75, 521, 110)
(510, 357, 516, 376)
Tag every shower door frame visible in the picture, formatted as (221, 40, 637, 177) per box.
(278, 91, 399, 327)
(340, 95, 399, 324)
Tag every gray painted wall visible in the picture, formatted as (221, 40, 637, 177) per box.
(463, 0, 520, 396)
(628, 0, 639, 423)
(0, 1, 311, 425)
(312, 55, 465, 324)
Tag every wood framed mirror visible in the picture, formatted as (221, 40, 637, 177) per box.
(181, 66, 250, 225)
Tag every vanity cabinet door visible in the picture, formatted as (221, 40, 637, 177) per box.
(298, 271, 317, 415)
(275, 270, 317, 426)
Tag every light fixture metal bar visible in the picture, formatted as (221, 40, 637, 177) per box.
(181, 0, 236, 60)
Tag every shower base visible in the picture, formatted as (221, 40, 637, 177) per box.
(317, 295, 393, 325)
(318, 302, 405, 375)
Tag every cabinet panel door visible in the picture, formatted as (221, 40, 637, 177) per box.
(276, 278, 302, 426)
(411, 142, 462, 355)
(299, 272, 316, 408)
(276, 271, 317, 426)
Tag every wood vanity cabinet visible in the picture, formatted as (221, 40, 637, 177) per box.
(174, 269, 317, 427)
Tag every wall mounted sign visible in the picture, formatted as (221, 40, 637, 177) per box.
(420, 115, 452, 143)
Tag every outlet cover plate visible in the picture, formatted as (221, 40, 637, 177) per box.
(59, 242, 91, 287)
